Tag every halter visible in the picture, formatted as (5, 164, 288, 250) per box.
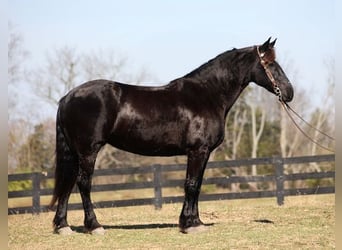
(256, 46, 282, 101)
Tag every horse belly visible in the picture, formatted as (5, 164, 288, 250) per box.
(108, 122, 187, 156)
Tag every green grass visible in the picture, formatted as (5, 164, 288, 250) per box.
(8, 194, 335, 249)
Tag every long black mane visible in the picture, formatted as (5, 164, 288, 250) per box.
(183, 47, 254, 79)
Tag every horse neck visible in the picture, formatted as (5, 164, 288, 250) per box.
(179, 48, 256, 112)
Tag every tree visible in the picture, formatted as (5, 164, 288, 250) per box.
(29, 46, 81, 106)
(311, 58, 335, 155)
(245, 86, 269, 180)
(211, 89, 249, 161)
(8, 22, 35, 174)
(8, 22, 28, 85)
(279, 58, 335, 159)
(248, 104, 266, 174)
(81, 49, 128, 81)
(279, 88, 309, 158)
(306, 59, 335, 171)
(29, 47, 152, 108)
(8, 119, 33, 173)
(16, 119, 55, 173)
(8, 22, 28, 116)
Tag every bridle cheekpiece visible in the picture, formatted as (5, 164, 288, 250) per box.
(256, 46, 282, 101)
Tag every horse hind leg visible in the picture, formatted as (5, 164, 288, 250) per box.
(77, 152, 105, 235)
(52, 168, 78, 235)
(50, 122, 79, 235)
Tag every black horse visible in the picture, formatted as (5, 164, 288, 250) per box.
(49, 38, 293, 235)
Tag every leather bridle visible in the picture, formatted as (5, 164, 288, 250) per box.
(256, 46, 282, 101)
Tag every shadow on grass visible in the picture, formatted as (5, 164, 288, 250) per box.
(104, 223, 178, 230)
(71, 223, 215, 233)
(253, 219, 274, 224)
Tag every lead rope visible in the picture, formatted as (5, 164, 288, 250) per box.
(256, 46, 335, 153)
(283, 103, 335, 141)
(280, 101, 334, 153)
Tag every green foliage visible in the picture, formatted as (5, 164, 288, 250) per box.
(17, 121, 55, 173)
(8, 180, 32, 192)
(8, 176, 55, 192)
(306, 178, 335, 188)
(258, 121, 281, 157)
(41, 178, 55, 189)
(201, 184, 217, 193)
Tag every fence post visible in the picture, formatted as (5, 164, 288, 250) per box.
(153, 165, 163, 210)
(274, 157, 284, 206)
(32, 173, 41, 214)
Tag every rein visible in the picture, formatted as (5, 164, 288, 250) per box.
(256, 46, 335, 153)
(281, 102, 334, 153)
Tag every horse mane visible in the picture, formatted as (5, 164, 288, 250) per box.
(182, 46, 254, 79)
(179, 45, 276, 81)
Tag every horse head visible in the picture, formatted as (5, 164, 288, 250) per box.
(252, 37, 294, 103)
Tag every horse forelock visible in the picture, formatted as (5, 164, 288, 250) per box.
(264, 48, 276, 63)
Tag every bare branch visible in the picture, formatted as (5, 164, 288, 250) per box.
(29, 46, 81, 106)
(8, 22, 28, 84)
(81, 49, 128, 81)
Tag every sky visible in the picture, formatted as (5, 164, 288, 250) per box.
(9, 0, 335, 120)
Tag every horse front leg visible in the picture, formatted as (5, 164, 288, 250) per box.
(179, 147, 210, 233)
(77, 155, 105, 235)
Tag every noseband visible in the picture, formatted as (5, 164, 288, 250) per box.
(256, 46, 282, 101)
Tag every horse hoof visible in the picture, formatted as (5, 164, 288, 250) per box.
(56, 226, 74, 235)
(91, 227, 105, 235)
(180, 224, 208, 234)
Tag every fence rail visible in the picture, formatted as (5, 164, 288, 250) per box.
(8, 154, 335, 215)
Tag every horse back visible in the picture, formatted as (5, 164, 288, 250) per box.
(58, 79, 224, 156)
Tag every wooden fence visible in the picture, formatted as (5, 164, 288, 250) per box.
(8, 154, 335, 215)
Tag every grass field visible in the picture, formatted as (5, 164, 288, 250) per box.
(8, 194, 334, 250)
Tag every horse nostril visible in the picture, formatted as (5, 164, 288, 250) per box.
(288, 85, 294, 99)
(284, 88, 294, 102)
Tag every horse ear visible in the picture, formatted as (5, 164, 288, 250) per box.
(259, 37, 272, 52)
(269, 38, 277, 48)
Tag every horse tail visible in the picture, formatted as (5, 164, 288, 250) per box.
(49, 106, 79, 209)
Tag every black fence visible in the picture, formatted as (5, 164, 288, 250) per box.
(8, 154, 335, 215)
